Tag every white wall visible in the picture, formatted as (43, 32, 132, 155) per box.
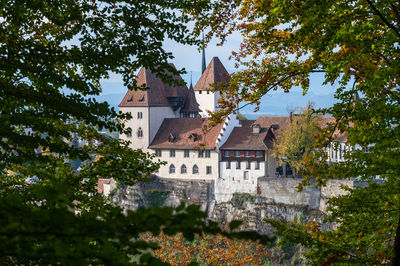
(216, 113, 241, 148)
(195, 91, 219, 117)
(149, 106, 178, 144)
(119, 106, 180, 152)
(153, 149, 219, 180)
(119, 106, 150, 151)
(215, 161, 265, 202)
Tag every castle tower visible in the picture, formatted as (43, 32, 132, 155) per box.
(194, 57, 230, 117)
(119, 65, 200, 151)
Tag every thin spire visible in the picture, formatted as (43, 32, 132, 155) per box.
(189, 71, 193, 90)
(201, 32, 206, 74)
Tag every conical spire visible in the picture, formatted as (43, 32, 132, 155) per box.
(201, 33, 206, 74)
(189, 71, 193, 90)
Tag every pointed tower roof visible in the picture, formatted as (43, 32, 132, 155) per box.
(181, 84, 202, 113)
(194, 57, 230, 91)
(119, 64, 188, 107)
(201, 33, 206, 74)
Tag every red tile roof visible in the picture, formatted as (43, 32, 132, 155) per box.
(119, 64, 199, 112)
(220, 115, 346, 151)
(194, 57, 230, 91)
(149, 118, 224, 149)
(220, 117, 290, 150)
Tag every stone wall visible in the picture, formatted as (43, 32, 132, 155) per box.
(216, 161, 263, 203)
(258, 177, 321, 210)
(104, 176, 373, 234)
(110, 177, 215, 212)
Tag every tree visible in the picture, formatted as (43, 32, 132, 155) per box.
(192, 0, 400, 264)
(272, 107, 321, 173)
(0, 1, 244, 264)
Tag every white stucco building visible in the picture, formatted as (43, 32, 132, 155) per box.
(118, 56, 350, 185)
(193, 57, 229, 117)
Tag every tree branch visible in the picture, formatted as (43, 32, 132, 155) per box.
(365, 0, 400, 39)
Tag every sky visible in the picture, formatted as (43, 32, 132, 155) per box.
(99, 31, 338, 118)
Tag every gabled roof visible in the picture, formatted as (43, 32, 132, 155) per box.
(119, 64, 189, 107)
(220, 115, 347, 151)
(194, 57, 230, 91)
(220, 118, 290, 150)
(149, 118, 224, 149)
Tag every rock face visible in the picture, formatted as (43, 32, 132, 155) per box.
(107, 176, 369, 233)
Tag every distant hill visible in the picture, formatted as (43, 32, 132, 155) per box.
(96, 90, 336, 119)
(95, 93, 125, 112)
(241, 91, 337, 119)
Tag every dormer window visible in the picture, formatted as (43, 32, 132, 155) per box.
(168, 133, 176, 142)
(127, 95, 133, 102)
(138, 94, 144, 102)
(252, 124, 261, 134)
(189, 133, 199, 141)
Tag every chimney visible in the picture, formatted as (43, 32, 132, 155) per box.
(290, 111, 293, 123)
(252, 124, 261, 134)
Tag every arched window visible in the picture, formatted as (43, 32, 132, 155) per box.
(137, 127, 143, 137)
(192, 164, 199, 174)
(181, 164, 187, 174)
(169, 164, 175, 174)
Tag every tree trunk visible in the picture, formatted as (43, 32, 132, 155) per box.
(392, 209, 400, 265)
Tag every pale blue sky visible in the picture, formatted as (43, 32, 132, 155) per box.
(99, 32, 338, 117)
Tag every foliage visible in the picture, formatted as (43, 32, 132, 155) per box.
(191, 0, 400, 264)
(146, 190, 171, 208)
(237, 111, 247, 120)
(272, 107, 321, 172)
(141, 232, 271, 265)
(0, 0, 252, 264)
(231, 193, 256, 207)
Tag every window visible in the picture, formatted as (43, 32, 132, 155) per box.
(235, 151, 240, 157)
(226, 161, 231, 169)
(286, 164, 293, 177)
(181, 164, 187, 174)
(154, 168, 159, 173)
(206, 166, 212, 174)
(199, 90, 202, 94)
(339, 144, 342, 159)
(198, 150, 204, 158)
(245, 151, 250, 157)
(255, 151, 261, 157)
(255, 161, 260, 170)
(246, 161, 250, 169)
(244, 171, 249, 180)
(205, 150, 211, 158)
(126, 131, 132, 137)
(207, 91, 210, 94)
(137, 112, 143, 119)
(155, 149, 162, 157)
(193, 165, 199, 174)
(236, 162, 241, 169)
(224, 150, 230, 157)
(170, 149, 175, 157)
(184, 149, 190, 158)
(137, 127, 143, 138)
(169, 164, 175, 174)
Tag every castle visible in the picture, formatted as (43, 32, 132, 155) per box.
(117, 56, 348, 202)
